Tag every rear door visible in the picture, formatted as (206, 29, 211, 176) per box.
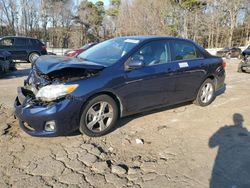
(12, 38, 28, 60)
(169, 39, 207, 102)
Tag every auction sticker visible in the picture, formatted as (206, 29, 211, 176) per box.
(125, 39, 140, 44)
(179, 62, 189, 68)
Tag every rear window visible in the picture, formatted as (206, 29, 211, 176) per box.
(172, 40, 203, 61)
(30, 39, 43, 46)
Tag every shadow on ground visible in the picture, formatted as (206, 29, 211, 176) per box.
(0, 68, 30, 79)
(0, 61, 31, 79)
(209, 113, 250, 188)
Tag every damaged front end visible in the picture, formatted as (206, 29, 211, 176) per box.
(21, 56, 105, 105)
(238, 55, 250, 73)
(14, 55, 105, 136)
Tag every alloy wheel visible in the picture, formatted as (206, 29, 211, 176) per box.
(85, 101, 114, 132)
(200, 83, 214, 104)
(29, 53, 39, 63)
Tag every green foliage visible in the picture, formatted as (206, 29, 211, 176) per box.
(77, 0, 104, 26)
(107, 0, 121, 17)
(172, 0, 206, 11)
(96, 1, 104, 7)
(106, 8, 119, 17)
(110, 0, 121, 8)
(72, 0, 105, 43)
(95, 1, 105, 16)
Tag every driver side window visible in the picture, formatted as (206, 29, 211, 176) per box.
(131, 41, 170, 66)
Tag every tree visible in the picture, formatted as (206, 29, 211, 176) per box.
(74, 0, 104, 44)
(0, 0, 249, 48)
(223, 0, 243, 47)
(0, 0, 18, 35)
(107, 0, 121, 17)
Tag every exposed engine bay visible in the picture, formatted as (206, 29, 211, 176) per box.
(26, 66, 101, 90)
(19, 55, 105, 105)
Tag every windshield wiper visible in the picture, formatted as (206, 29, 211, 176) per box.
(78, 57, 91, 61)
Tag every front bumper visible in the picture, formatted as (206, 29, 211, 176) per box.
(14, 87, 83, 137)
(239, 58, 250, 73)
(241, 66, 250, 72)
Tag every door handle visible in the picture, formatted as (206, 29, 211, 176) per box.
(200, 63, 206, 68)
(167, 67, 177, 73)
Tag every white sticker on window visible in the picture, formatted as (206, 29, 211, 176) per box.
(179, 62, 189, 68)
(124, 39, 140, 44)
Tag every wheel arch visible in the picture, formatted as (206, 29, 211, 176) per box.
(28, 51, 41, 56)
(27, 51, 41, 62)
(195, 74, 217, 99)
(83, 91, 124, 118)
(206, 74, 218, 89)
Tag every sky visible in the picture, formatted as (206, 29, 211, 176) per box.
(89, 0, 110, 6)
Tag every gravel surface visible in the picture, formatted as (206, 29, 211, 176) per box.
(0, 59, 250, 188)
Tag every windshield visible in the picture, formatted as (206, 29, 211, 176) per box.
(77, 38, 140, 66)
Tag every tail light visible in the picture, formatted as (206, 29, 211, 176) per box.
(222, 59, 226, 69)
(65, 50, 77, 57)
(41, 45, 47, 51)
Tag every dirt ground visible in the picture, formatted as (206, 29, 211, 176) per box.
(0, 59, 250, 188)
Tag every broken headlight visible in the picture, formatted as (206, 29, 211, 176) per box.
(36, 84, 79, 102)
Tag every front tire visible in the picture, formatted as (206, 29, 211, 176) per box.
(79, 95, 118, 137)
(194, 79, 216, 107)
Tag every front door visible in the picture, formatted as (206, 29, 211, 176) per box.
(119, 40, 177, 114)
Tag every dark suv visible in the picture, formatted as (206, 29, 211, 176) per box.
(0, 36, 47, 62)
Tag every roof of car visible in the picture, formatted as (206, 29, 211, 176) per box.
(0, 36, 38, 40)
(118, 36, 192, 42)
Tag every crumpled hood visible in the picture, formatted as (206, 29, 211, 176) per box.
(34, 55, 105, 74)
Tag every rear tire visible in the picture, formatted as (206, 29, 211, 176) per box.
(238, 62, 243, 73)
(28, 52, 40, 63)
(79, 95, 118, 137)
(238, 67, 243, 73)
(194, 79, 216, 107)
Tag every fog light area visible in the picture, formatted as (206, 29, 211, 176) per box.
(44, 121, 56, 132)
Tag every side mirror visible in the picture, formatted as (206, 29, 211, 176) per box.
(126, 59, 144, 70)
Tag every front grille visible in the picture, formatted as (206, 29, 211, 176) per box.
(29, 66, 51, 89)
(32, 64, 49, 79)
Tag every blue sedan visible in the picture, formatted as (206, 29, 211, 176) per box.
(14, 36, 225, 137)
